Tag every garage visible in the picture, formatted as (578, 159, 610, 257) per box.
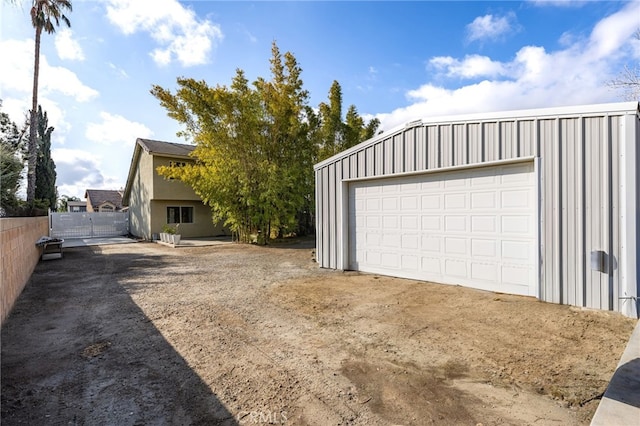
(314, 102, 640, 317)
(349, 162, 537, 296)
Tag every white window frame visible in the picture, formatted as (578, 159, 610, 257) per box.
(167, 205, 194, 224)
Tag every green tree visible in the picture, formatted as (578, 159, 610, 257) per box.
(152, 42, 314, 244)
(27, 0, 71, 204)
(317, 80, 344, 160)
(34, 106, 57, 209)
(316, 81, 380, 162)
(0, 103, 26, 213)
(254, 43, 314, 239)
(57, 194, 79, 212)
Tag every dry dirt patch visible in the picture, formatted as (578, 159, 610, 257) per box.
(270, 272, 636, 424)
(1, 240, 635, 425)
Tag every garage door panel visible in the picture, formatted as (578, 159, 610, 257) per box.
(445, 177, 467, 188)
(401, 196, 419, 210)
(421, 236, 441, 252)
(444, 193, 467, 209)
(422, 194, 441, 208)
(444, 237, 467, 255)
(501, 240, 531, 260)
(501, 215, 532, 234)
(471, 262, 498, 281)
(366, 216, 380, 228)
(471, 191, 497, 209)
(383, 216, 398, 229)
(382, 197, 398, 210)
(445, 259, 468, 277)
(401, 216, 419, 230)
(401, 255, 419, 270)
(502, 265, 533, 287)
(421, 180, 442, 190)
(421, 257, 442, 274)
(366, 232, 381, 246)
(401, 234, 419, 249)
(501, 163, 533, 182)
(471, 239, 497, 257)
(471, 216, 497, 233)
(381, 252, 399, 268)
(366, 198, 380, 210)
(444, 216, 467, 232)
(473, 172, 498, 186)
(382, 233, 401, 248)
(501, 189, 532, 208)
(422, 216, 442, 230)
(349, 162, 537, 297)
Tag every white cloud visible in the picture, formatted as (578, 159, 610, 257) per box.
(85, 112, 153, 145)
(52, 148, 122, 198)
(376, 1, 640, 131)
(55, 28, 85, 61)
(3, 96, 71, 146)
(52, 148, 103, 196)
(105, 0, 223, 67)
(0, 39, 33, 95)
(0, 38, 98, 102)
(587, 2, 640, 60)
(41, 61, 99, 102)
(430, 55, 507, 79)
(466, 12, 518, 43)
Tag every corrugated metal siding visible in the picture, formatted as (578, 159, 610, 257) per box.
(315, 104, 639, 314)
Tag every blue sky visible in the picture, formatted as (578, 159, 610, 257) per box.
(1, 0, 639, 199)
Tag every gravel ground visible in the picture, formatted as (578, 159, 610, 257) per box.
(1, 238, 635, 425)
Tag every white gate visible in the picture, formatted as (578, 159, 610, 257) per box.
(50, 212, 129, 239)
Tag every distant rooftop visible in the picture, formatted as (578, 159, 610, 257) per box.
(84, 189, 124, 210)
(136, 138, 195, 158)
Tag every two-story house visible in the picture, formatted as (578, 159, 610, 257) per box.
(122, 138, 227, 240)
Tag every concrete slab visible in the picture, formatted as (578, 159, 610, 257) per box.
(155, 236, 233, 248)
(62, 237, 138, 248)
(591, 319, 640, 425)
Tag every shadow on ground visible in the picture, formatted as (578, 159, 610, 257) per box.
(1, 245, 237, 425)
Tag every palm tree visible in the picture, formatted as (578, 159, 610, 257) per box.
(27, 0, 71, 204)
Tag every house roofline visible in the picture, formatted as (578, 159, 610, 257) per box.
(122, 138, 196, 206)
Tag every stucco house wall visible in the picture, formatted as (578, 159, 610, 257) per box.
(123, 138, 227, 240)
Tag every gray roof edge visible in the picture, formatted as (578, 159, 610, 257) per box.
(123, 138, 195, 206)
(314, 101, 640, 170)
(137, 138, 195, 156)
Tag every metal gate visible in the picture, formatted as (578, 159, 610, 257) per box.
(50, 212, 129, 239)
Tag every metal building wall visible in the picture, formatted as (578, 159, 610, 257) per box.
(314, 103, 639, 315)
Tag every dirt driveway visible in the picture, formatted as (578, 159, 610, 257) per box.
(1, 239, 635, 425)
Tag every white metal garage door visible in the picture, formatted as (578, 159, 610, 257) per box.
(348, 162, 537, 297)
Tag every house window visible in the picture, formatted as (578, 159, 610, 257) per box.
(167, 161, 187, 180)
(167, 206, 194, 224)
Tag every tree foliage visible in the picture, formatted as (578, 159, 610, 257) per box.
(152, 43, 379, 243)
(316, 80, 380, 161)
(57, 194, 79, 212)
(34, 105, 57, 209)
(27, 0, 71, 204)
(0, 105, 26, 213)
